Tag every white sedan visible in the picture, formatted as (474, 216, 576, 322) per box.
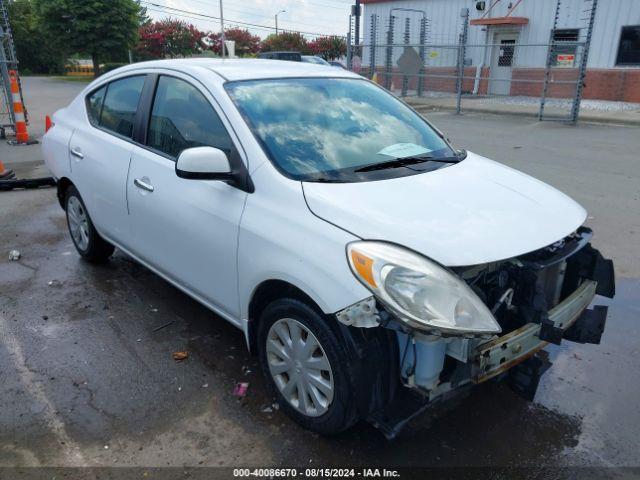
(42, 59, 614, 437)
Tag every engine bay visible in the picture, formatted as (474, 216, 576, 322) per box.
(456, 226, 613, 337)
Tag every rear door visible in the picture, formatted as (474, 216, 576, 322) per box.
(126, 74, 248, 320)
(69, 75, 147, 245)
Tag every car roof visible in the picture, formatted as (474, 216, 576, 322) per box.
(112, 58, 359, 82)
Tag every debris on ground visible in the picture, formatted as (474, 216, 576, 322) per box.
(172, 351, 188, 361)
(202, 383, 209, 388)
(152, 321, 173, 332)
(261, 403, 279, 413)
(8, 249, 20, 261)
(233, 382, 249, 397)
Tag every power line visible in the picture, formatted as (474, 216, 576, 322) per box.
(141, 1, 345, 38)
(144, 6, 327, 37)
(144, 6, 276, 34)
(179, 0, 347, 20)
(288, 0, 353, 11)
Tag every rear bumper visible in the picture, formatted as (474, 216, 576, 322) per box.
(473, 279, 598, 383)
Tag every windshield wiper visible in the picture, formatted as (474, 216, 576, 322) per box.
(354, 156, 458, 173)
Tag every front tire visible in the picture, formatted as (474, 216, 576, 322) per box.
(257, 298, 359, 435)
(65, 185, 114, 263)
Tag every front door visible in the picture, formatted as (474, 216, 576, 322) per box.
(490, 33, 518, 95)
(126, 74, 248, 320)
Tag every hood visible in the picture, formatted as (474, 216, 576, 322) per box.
(303, 152, 587, 267)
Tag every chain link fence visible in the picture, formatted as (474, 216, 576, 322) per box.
(347, 0, 597, 124)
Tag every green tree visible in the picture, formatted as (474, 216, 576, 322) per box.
(35, 0, 144, 77)
(260, 32, 310, 54)
(7, 0, 66, 74)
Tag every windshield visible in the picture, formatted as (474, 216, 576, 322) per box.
(225, 78, 458, 182)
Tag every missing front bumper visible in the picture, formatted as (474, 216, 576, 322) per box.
(473, 279, 601, 384)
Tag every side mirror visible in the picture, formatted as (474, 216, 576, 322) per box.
(175, 146, 231, 180)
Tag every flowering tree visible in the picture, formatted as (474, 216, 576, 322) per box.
(308, 36, 347, 60)
(208, 28, 261, 56)
(136, 19, 205, 60)
(260, 32, 310, 54)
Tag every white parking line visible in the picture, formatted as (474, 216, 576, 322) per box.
(0, 313, 87, 466)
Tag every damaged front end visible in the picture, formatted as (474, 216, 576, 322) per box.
(338, 228, 615, 438)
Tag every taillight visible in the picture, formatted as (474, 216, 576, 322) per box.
(45, 115, 54, 132)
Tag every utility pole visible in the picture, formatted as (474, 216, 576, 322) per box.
(275, 10, 286, 35)
(354, 0, 361, 46)
(219, 0, 225, 58)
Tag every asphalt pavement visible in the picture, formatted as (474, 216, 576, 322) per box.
(1, 77, 639, 472)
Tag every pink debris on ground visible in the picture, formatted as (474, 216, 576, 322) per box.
(233, 382, 249, 397)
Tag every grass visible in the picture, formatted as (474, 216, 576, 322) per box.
(51, 76, 93, 83)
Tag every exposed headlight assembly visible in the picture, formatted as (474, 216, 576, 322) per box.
(347, 241, 501, 336)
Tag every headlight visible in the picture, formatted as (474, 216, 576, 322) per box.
(347, 241, 501, 336)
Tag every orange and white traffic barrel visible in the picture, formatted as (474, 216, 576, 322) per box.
(8, 70, 34, 145)
(0, 160, 15, 180)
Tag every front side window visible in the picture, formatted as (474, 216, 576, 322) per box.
(225, 78, 456, 182)
(616, 26, 640, 66)
(147, 76, 232, 159)
(99, 76, 145, 139)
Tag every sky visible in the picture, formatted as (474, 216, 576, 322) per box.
(143, 0, 356, 39)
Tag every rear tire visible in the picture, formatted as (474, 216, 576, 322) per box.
(257, 298, 359, 435)
(65, 185, 114, 263)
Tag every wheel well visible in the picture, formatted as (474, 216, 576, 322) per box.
(56, 177, 73, 209)
(247, 280, 323, 354)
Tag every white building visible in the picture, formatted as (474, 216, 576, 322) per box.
(361, 0, 640, 101)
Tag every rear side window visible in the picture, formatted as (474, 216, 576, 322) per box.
(98, 76, 145, 139)
(87, 86, 106, 125)
(147, 76, 232, 159)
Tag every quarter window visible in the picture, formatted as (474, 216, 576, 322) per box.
(147, 76, 232, 159)
(87, 86, 106, 125)
(616, 26, 640, 66)
(99, 76, 146, 139)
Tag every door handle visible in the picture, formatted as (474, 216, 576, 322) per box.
(70, 147, 84, 159)
(134, 178, 154, 192)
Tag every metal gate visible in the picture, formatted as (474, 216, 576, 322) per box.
(346, 0, 598, 124)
